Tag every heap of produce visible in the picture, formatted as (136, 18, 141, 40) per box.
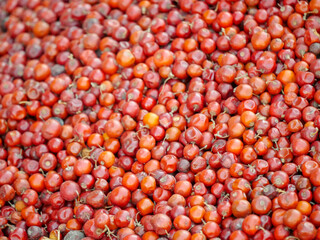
(1, 0, 320, 239)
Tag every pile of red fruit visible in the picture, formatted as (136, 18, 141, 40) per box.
(2, 0, 320, 239)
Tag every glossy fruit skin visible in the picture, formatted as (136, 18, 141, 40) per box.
(109, 186, 132, 208)
(41, 118, 62, 140)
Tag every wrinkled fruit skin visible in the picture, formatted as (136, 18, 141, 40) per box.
(64, 230, 85, 240)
